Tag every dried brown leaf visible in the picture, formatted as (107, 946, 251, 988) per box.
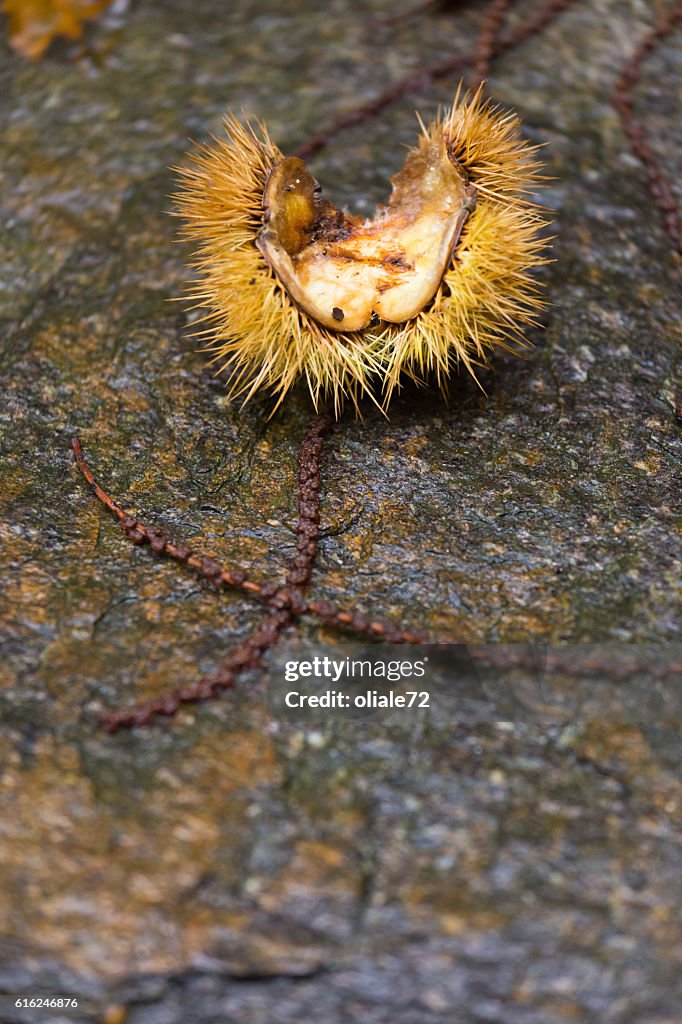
(3, 0, 111, 60)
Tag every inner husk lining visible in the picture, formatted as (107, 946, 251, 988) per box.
(257, 135, 477, 333)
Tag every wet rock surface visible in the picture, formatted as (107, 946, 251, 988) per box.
(0, 1, 681, 1021)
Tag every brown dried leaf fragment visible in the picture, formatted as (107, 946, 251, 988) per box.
(3, 0, 111, 60)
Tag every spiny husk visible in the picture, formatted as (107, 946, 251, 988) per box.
(174, 117, 385, 416)
(376, 87, 549, 401)
(174, 87, 549, 414)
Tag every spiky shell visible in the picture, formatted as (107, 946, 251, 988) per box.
(174, 87, 548, 414)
